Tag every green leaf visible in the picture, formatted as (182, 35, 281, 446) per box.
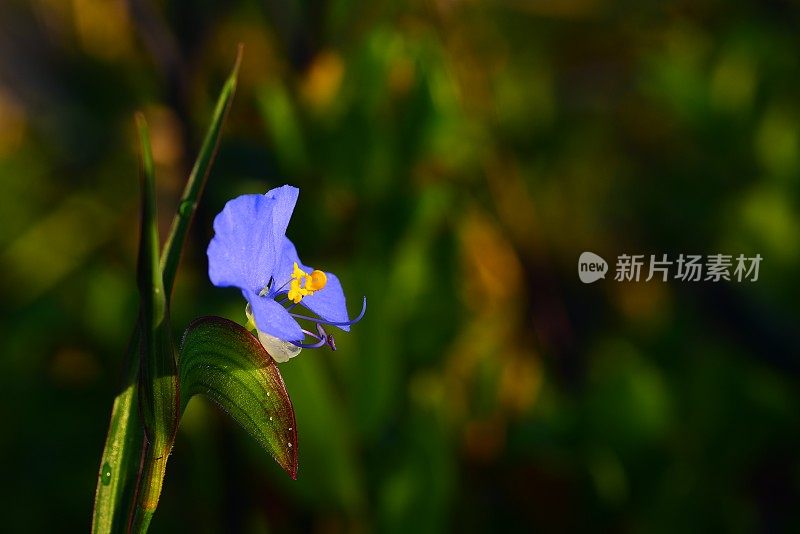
(131, 115, 179, 531)
(179, 316, 298, 479)
(134, 114, 178, 451)
(160, 44, 242, 298)
(91, 332, 144, 533)
(92, 48, 242, 532)
(134, 113, 164, 330)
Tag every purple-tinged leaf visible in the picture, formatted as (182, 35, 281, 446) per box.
(179, 316, 298, 478)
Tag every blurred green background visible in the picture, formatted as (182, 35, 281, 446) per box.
(1, 0, 799, 531)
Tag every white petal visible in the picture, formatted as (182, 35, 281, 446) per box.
(257, 330, 302, 363)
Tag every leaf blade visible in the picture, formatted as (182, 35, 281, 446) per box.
(92, 49, 242, 531)
(160, 45, 242, 297)
(130, 116, 179, 531)
(134, 114, 178, 448)
(180, 316, 298, 478)
(91, 333, 143, 533)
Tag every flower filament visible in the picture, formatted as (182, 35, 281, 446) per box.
(249, 265, 366, 356)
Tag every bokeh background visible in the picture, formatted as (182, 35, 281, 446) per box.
(1, 0, 799, 532)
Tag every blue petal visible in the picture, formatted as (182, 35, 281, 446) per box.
(302, 273, 351, 332)
(244, 290, 303, 342)
(207, 186, 299, 292)
(275, 237, 352, 332)
(264, 185, 299, 245)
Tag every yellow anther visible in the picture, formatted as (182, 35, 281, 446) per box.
(287, 278, 306, 304)
(287, 262, 326, 303)
(292, 262, 306, 280)
(306, 270, 327, 291)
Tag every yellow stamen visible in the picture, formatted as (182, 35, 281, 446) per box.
(306, 270, 327, 291)
(287, 262, 327, 303)
(292, 262, 306, 280)
(287, 278, 306, 304)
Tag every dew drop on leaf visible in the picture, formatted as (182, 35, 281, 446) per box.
(101, 462, 112, 486)
(179, 200, 196, 217)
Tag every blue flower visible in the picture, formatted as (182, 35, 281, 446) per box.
(207, 185, 365, 362)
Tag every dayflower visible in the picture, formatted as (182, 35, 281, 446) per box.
(207, 185, 365, 362)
